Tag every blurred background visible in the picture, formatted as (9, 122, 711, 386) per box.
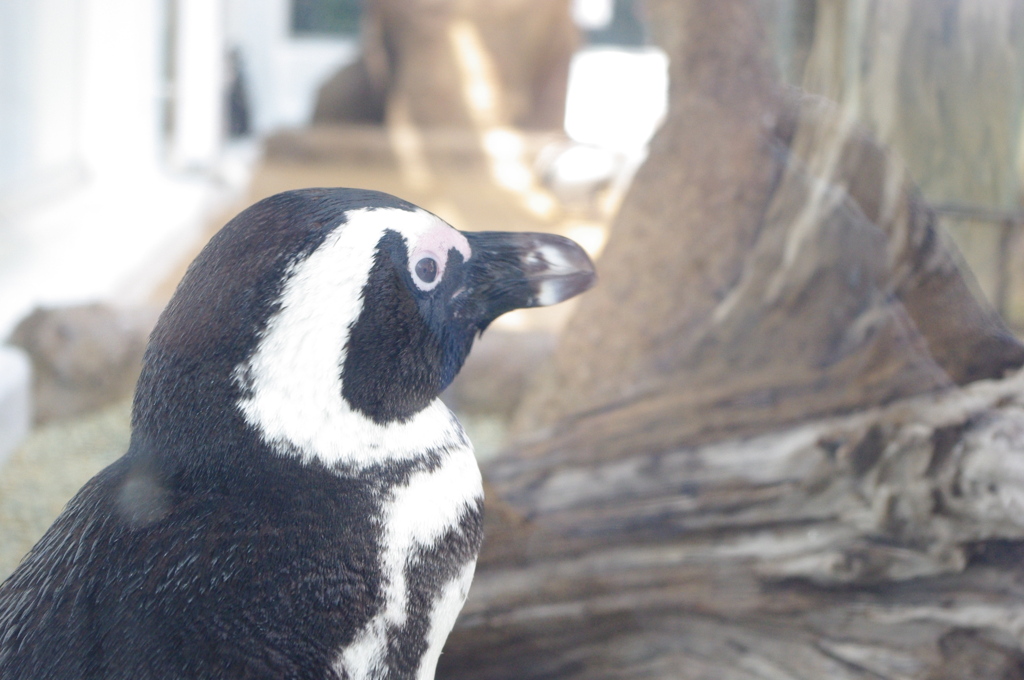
(0, 0, 666, 336)
(4, 1, 1024, 676)
(0, 0, 669, 557)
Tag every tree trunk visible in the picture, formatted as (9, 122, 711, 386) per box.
(313, 0, 579, 130)
(784, 0, 1024, 325)
(800, 0, 1024, 210)
(440, 0, 1024, 677)
(512, 0, 787, 440)
(512, 0, 1024, 460)
(444, 370, 1024, 680)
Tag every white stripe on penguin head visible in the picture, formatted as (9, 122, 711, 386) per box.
(234, 207, 471, 468)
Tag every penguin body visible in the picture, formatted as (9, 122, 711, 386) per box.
(0, 189, 595, 680)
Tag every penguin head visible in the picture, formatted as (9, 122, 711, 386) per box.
(135, 188, 594, 469)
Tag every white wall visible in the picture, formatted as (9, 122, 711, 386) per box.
(0, 0, 86, 207)
(0, 0, 236, 339)
(0, 0, 171, 208)
(171, 0, 227, 171)
(78, 0, 166, 182)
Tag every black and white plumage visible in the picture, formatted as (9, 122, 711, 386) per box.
(0, 188, 595, 680)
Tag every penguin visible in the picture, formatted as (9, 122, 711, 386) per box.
(0, 188, 595, 680)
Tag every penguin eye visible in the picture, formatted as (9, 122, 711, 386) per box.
(414, 257, 438, 284)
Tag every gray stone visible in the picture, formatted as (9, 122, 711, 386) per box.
(7, 303, 158, 424)
(312, 58, 387, 125)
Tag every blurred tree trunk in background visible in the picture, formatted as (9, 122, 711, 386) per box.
(511, 0, 1024, 460)
(439, 0, 1024, 678)
(796, 0, 1024, 210)
(313, 0, 578, 130)
(511, 0, 787, 444)
(775, 0, 1024, 323)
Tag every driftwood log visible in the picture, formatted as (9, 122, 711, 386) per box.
(511, 1, 1024, 452)
(439, 1, 1024, 678)
(446, 371, 1024, 679)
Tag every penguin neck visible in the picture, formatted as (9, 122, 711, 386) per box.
(236, 387, 471, 469)
(131, 347, 471, 477)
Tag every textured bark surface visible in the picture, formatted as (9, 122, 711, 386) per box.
(789, 0, 1024, 328)
(512, 2, 1024, 459)
(799, 0, 1024, 209)
(437, 1, 1024, 677)
(443, 371, 1024, 679)
(313, 0, 578, 130)
(513, 0, 786, 439)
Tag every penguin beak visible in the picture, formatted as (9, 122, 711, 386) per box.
(459, 231, 597, 328)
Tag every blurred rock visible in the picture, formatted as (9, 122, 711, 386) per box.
(8, 304, 158, 424)
(312, 58, 387, 125)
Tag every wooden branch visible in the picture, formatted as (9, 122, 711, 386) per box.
(442, 2, 1024, 677)
(441, 371, 1024, 679)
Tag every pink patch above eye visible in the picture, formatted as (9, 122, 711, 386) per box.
(408, 221, 472, 290)
(418, 222, 471, 263)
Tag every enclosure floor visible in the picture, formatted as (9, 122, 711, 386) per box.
(0, 400, 130, 579)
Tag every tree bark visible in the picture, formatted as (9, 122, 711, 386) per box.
(800, 0, 1024, 210)
(440, 0, 1024, 677)
(444, 370, 1024, 679)
(513, 0, 786, 439)
(512, 0, 1024, 460)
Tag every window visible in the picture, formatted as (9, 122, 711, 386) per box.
(291, 0, 362, 37)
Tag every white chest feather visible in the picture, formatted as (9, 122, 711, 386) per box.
(338, 444, 483, 680)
